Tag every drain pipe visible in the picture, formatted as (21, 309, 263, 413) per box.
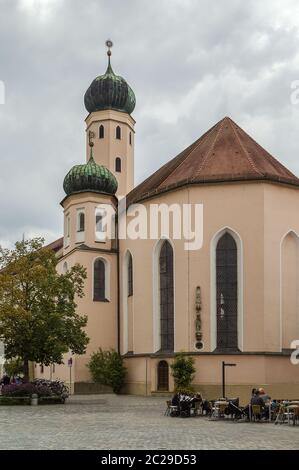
(116, 212, 121, 354)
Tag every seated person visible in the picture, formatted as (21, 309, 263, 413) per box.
(250, 390, 265, 419)
(259, 388, 271, 404)
(243, 390, 264, 419)
(171, 392, 180, 407)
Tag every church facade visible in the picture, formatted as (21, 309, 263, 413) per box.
(35, 46, 299, 403)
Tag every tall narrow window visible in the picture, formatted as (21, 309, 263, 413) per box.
(99, 125, 104, 139)
(129, 132, 132, 145)
(78, 212, 85, 232)
(160, 241, 174, 352)
(94, 259, 106, 301)
(115, 157, 121, 173)
(216, 232, 238, 351)
(116, 125, 121, 140)
(128, 252, 133, 297)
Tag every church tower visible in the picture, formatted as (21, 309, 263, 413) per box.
(84, 40, 136, 197)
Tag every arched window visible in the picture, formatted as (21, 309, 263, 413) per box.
(216, 233, 238, 351)
(160, 241, 174, 352)
(128, 252, 133, 297)
(129, 132, 132, 145)
(116, 125, 121, 140)
(115, 157, 121, 173)
(157, 361, 169, 391)
(63, 262, 68, 274)
(78, 212, 85, 232)
(94, 259, 106, 301)
(99, 125, 104, 139)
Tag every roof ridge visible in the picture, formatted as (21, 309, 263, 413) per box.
(228, 119, 263, 177)
(191, 117, 226, 180)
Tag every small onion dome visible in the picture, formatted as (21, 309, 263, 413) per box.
(63, 154, 118, 196)
(84, 56, 136, 115)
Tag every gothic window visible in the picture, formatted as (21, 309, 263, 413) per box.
(115, 157, 121, 173)
(116, 125, 121, 140)
(157, 361, 169, 391)
(94, 259, 106, 301)
(159, 241, 174, 352)
(99, 125, 104, 139)
(216, 232, 238, 351)
(128, 252, 133, 297)
(129, 132, 132, 145)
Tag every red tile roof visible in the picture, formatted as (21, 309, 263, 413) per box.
(128, 116, 299, 204)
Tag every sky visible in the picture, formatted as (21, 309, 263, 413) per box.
(1, 0, 299, 247)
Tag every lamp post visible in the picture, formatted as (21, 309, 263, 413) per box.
(222, 361, 236, 399)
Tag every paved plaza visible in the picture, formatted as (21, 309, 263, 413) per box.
(0, 394, 298, 450)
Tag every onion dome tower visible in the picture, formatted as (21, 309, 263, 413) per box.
(84, 41, 136, 115)
(63, 148, 118, 197)
(84, 40, 136, 197)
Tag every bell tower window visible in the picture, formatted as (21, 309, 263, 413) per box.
(99, 125, 104, 139)
(116, 125, 121, 140)
(76, 210, 85, 243)
(115, 157, 121, 173)
(78, 212, 85, 232)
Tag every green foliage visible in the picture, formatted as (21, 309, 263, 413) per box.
(0, 237, 89, 380)
(170, 352, 196, 391)
(88, 348, 126, 394)
(4, 357, 24, 377)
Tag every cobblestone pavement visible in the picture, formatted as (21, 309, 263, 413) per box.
(0, 394, 298, 450)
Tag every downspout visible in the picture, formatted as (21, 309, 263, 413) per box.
(116, 211, 121, 354)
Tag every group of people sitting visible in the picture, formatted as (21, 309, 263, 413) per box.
(170, 391, 211, 417)
(170, 387, 273, 420)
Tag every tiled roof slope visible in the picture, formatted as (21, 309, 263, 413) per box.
(127, 116, 299, 204)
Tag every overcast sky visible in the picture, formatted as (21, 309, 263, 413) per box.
(1, 0, 299, 247)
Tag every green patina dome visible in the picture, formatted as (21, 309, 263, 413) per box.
(84, 57, 136, 115)
(63, 154, 118, 196)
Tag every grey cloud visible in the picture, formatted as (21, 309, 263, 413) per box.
(0, 0, 299, 246)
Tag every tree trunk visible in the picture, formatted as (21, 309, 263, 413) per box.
(23, 359, 29, 382)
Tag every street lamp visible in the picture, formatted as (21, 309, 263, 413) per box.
(222, 361, 236, 399)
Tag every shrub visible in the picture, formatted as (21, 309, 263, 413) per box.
(33, 379, 69, 399)
(88, 348, 126, 394)
(170, 353, 196, 392)
(2, 380, 69, 399)
(2, 383, 38, 397)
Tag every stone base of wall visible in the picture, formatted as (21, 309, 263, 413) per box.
(74, 382, 112, 395)
(121, 382, 149, 396)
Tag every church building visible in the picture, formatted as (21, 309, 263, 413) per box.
(36, 43, 299, 403)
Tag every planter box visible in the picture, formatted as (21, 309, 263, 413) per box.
(38, 396, 65, 405)
(0, 396, 31, 406)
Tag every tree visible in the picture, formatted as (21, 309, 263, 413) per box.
(88, 348, 126, 394)
(170, 352, 196, 393)
(0, 237, 89, 381)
